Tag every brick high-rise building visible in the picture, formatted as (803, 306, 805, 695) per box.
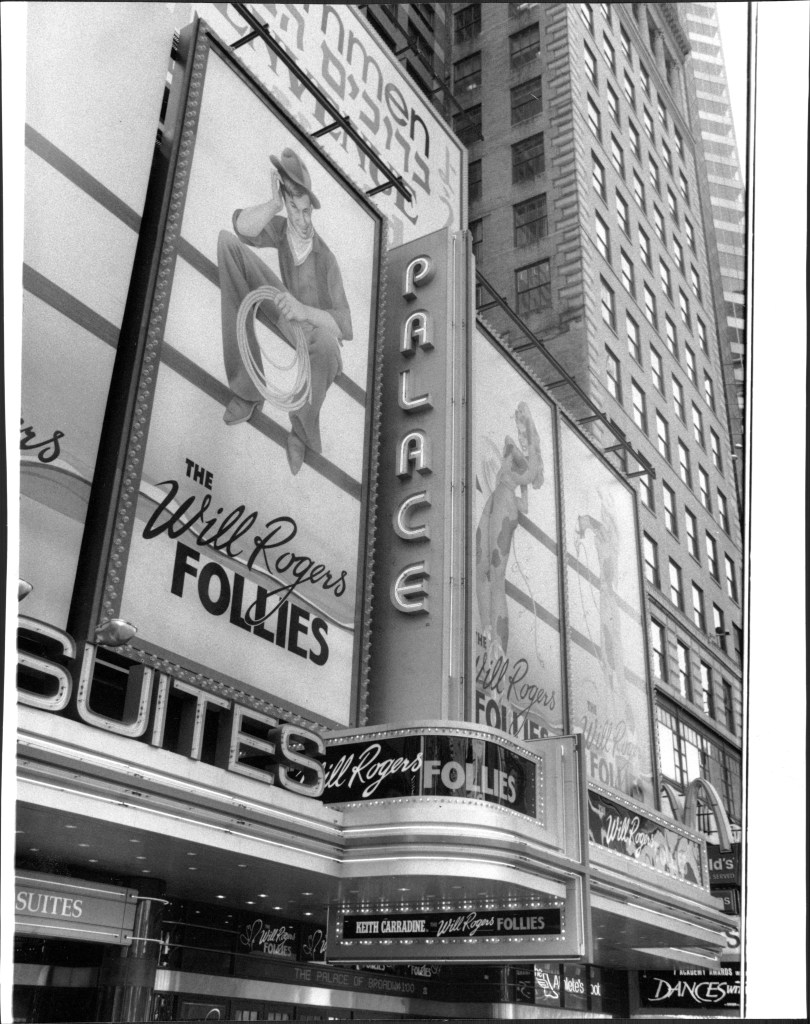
(365, 2, 745, 844)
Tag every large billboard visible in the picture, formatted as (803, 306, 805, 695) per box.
(560, 420, 655, 805)
(93, 23, 383, 727)
(174, 3, 465, 246)
(471, 329, 564, 742)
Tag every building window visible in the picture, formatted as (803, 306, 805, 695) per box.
(650, 347, 664, 394)
(626, 312, 641, 361)
(685, 217, 695, 251)
(672, 375, 685, 420)
(651, 619, 667, 680)
(611, 135, 625, 177)
(665, 315, 678, 358)
(600, 277, 616, 329)
(697, 317, 708, 354)
(677, 641, 692, 700)
(713, 604, 727, 651)
(691, 266, 702, 300)
(620, 24, 632, 61)
(669, 559, 683, 610)
(725, 555, 739, 602)
(639, 226, 651, 268)
(455, 4, 482, 44)
(616, 191, 630, 234)
(704, 373, 715, 411)
(685, 506, 698, 558)
(454, 51, 482, 93)
(511, 76, 543, 123)
(710, 429, 723, 472)
(698, 465, 711, 511)
(639, 61, 650, 96)
(672, 235, 684, 273)
(631, 380, 648, 433)
(469, 158, 482, 204)
(629, 119, 640, 158)
(685, 343, 696, 383)
(679, 170, 690, 203)
(662, 139, 672, 173)
(593, 208, 610, 258)
(514, 194, 548, 246)
(633, 171, 645, 210)
(602, 33, 616, 72)
(693, 584, 706, 632)
(584, 42, 598, 85)
(592, 151, 606, 197)
(678, 440, 692, 488)
(607, 83, 620, 123)
(454, 104, 482, 146)
(679, 289, 691, 327)
(620, 250, 634, 294)
(643, 106, 654, 141)
(639, 471, 654, 510)
(512, 133, 546, 184)
(699, 660, 714, 716)
(600, 2, 611, 25)
(643, 283, 657, 328)
(657, 413, 671, 463)
(470, 218, 483, 263)
(653, 206, 665, 243)
(718, 490, 729, 533)
(723, 680, 735, 734)
(674, 126, 684, 159)
(643, 533, 660, 587)
(510, 23, 540, 69)
(408, 21, 434, 71)
(516, 259, 551, 315)
(692, 404, 705, 448)
(623, 71, 635, 108)
(606, 347, 622, 401)
(666, 188, 678, 225)
(580, 2, 594, 32)
(649, 157, 660, 194)
(663, 480, 676, 532)
(659, 259, 672, 300)
(706, 531, 719, 580)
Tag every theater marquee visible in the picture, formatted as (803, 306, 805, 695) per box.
(88, 21, 383, 727)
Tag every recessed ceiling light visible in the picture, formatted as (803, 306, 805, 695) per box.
(64, 825, 78, 830)
(237, 863, 247, 868)
(141, 869, 151, 874)
(258, 894, 267, 898)
(301, 891, 313, 896)
(246, 901, 255, 905)
(136, 856, 147, 861)
(29, 847, 39, 853)
(398, 887, 410, 892)
(304, 911, 312, 916)
(129, 839, 141, 844)
(216, 895, 226, 900)
(186, 852, 196, 857)
(188, 867, 198, 872)
(78, 843, 90, 848)
(273, 906, 282, 911)
(88, 859, 98, 864)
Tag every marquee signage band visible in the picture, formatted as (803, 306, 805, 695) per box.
(322, 727, 540, 819)
(588, 788, 705, 886)
(343, 909, 561, 941)
(89, 21, 384, 727)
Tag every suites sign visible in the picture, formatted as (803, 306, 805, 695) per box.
(15, 873, 138, 946)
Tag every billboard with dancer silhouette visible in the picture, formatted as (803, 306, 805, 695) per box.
(471, 329, 564, 742)
(93, 24, 383, 727)
(561, 421, 655, 805)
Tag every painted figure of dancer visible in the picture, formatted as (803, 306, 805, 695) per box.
(575, 489, 625, 691)
(476, 402, 543, 658)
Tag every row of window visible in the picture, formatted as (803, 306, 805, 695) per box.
(605, 347, 725, 475)
(656, 704, 742, 821)
(643, 534, 739, 625)
(651, 625, 738, 733)
(468, 131, 545, 207)
(454, 74, 543, 144)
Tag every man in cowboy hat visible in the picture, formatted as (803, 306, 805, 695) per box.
(217, 147, 352, 475)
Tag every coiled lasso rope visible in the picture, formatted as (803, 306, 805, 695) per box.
(235, 285, 312, 412)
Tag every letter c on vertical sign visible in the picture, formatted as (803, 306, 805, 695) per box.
(391, 562, 430, 614)
(403, 255, 434, 300)
(394, 491, 431, 541)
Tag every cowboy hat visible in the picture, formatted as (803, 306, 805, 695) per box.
(270, 148, 320, 209)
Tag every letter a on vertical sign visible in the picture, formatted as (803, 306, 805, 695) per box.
(370, 228, 470, 722)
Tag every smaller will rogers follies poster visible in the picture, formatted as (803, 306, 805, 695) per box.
(96, 22, 383, 727)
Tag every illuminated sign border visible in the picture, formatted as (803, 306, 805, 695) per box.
(77, 18, 385, 730)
